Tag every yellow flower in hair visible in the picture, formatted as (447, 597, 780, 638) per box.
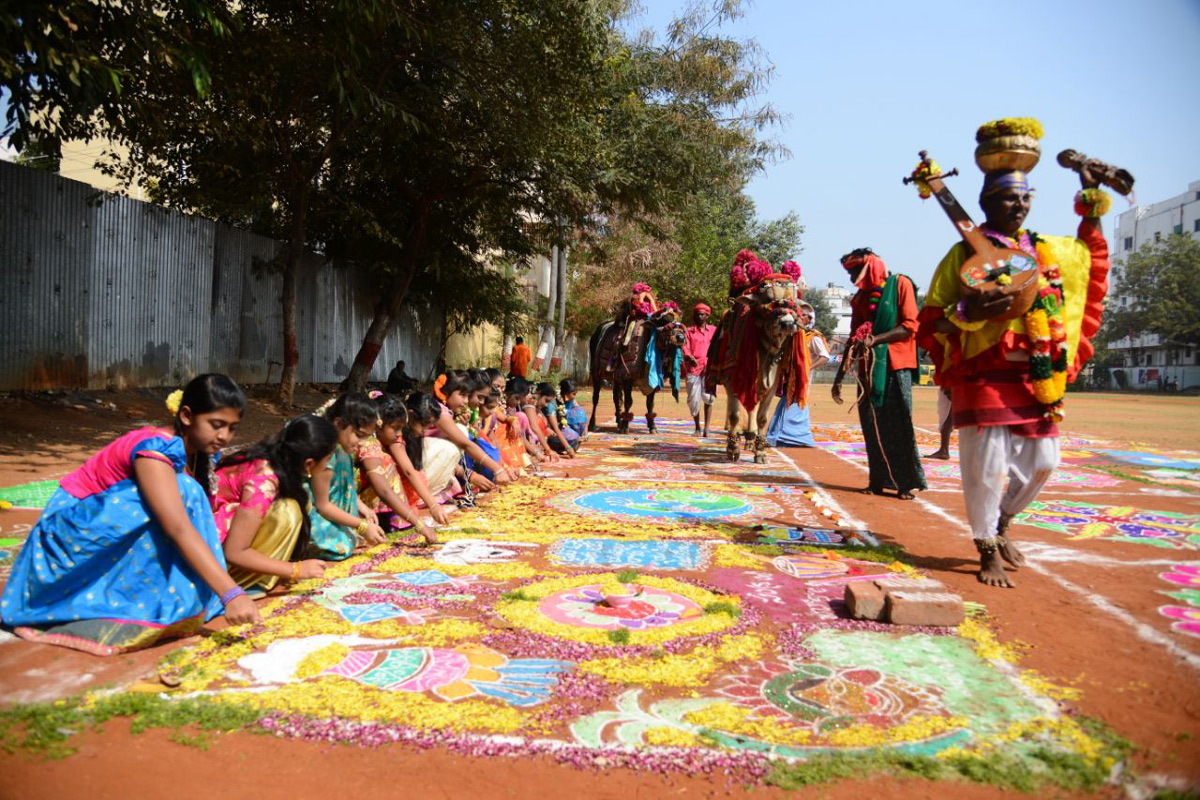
(165, 389, 184, 416)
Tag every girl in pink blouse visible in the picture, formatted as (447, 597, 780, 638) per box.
(211, 415, 336, 592)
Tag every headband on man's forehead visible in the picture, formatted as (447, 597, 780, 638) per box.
(980, 170, 1033, 199)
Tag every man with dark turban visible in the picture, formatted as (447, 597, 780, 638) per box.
(832, 249, 926, 500)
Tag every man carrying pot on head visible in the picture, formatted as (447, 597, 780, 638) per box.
(916, 117, 1112, 589)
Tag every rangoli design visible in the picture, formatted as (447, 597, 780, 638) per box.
(1016, 501, 1200, 550)
(538, 583, 704, 630)
(550, 538, 708, 570)
(547, 487, 779, 523)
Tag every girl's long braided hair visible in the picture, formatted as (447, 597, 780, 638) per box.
(218, 414, 337, 555)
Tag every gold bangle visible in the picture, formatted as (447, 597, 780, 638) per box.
(356, 520, 369, 536)
(290, 562, 301, 582)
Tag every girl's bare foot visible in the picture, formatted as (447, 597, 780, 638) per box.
(924, 449, 951, 460)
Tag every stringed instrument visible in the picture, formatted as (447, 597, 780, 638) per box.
(904, 151, 1039, 321)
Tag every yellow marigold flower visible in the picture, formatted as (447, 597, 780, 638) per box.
(165, 389, 184, 416)
(712, 545, 766, 570)
(295, 642, 351, 678)
(1025, 309, 1050, 341)
(976, 117, 1044, 142)
(644, 726, 705, 747)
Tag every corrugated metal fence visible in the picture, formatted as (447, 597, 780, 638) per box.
(0, 161, 443, 390)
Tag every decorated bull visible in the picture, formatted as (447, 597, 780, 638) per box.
(706, 254, 805, 463)
(588, 284, 688, 434)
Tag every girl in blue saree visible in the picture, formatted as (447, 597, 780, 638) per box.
(0, 374, 259, 655)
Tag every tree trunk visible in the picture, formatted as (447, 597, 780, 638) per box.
(552, 243, 568, 371)
(556, 244, 568, 341)
(276, 199, 309, 408)
(343, 202, 431, 391)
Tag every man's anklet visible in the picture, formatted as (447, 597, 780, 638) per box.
(975, 537, 999, 554)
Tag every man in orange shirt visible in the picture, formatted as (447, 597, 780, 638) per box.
(509, 336, 532, 379)
(831, 248, 926, 499)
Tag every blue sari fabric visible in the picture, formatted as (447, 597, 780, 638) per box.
(765, 401, 816, 448)
(564, 400, 588, 437)
(464, 432, 502, 480)
(306, 445, 359, 560)
(0, 436, 226, 655)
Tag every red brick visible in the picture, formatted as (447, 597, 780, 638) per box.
(874, 577, 947, 594)
(884, 591, 964, 627)
(844, 581, 886, 620)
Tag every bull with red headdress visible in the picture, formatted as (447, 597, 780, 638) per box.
(705, 253, 805, 462)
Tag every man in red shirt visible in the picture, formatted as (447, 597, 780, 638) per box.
(832, 248, 926, 500)
(509, 336, 532, 379)
(682, 303, 717, 436)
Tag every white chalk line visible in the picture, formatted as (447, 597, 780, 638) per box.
(770, 447, 866, 530)
(808, 445, 972, 535)
(1024, 560, 1200, 673)
(1020, 542, 1199, 569)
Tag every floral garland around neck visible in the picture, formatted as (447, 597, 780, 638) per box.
(983, 228, 1068, 421)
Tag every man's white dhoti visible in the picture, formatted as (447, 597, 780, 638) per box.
(957, 425, 1059, 540)
(686, 374, 714, 417)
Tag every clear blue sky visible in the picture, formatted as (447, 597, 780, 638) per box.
(626, 0, 1200, 292)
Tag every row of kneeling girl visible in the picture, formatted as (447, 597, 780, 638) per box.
(0, 373, 531, 656)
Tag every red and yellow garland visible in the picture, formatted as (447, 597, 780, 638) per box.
(1025, 238, 1068, 421)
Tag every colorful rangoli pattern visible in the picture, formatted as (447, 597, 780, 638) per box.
(1016, 501, 1200, 550)
(547, 487, 779, 523)
(1158, 564, 1200, 638)
(101, 414, 1131, 784)
(550, 538, 708, 570)
(538, 583, 704, 630)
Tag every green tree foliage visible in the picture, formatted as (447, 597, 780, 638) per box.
(1105, 233, 1200, 346)
(329, 0, 613, 390)
(21, 0, 782, 397)
(805, 289, 839, 338)
(333, 0, 784, 389)
(1, 1, 229, 152)
(568, 189, 803, 335)
(96, 1, 423, 405)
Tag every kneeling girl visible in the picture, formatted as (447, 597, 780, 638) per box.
(0, 375, 258, 655)
(212, 414, 335, 592)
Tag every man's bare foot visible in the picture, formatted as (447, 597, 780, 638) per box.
(995, 513, 1025, 568)
(978, 550, 1014, 587)
(996, 534, 1025, 568)
(924, 449, 951, 460)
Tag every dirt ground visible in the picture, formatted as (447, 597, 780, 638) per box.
(1, 385, 1198, 799)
